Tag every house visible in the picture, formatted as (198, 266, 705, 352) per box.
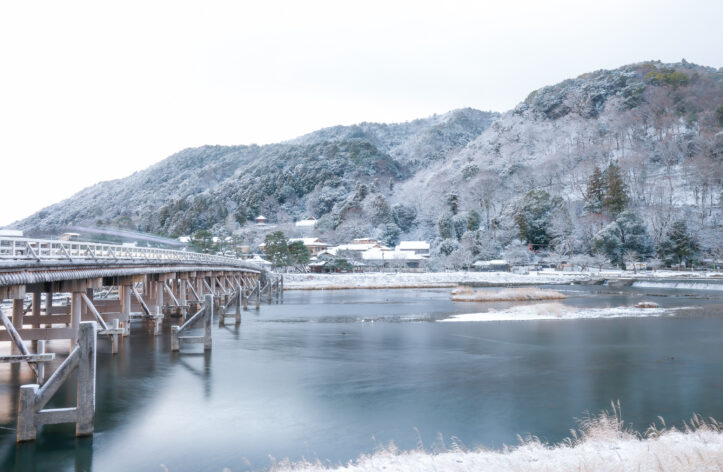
(248, 254, 272, 267)
(59, 232, 81, 241)
(261, 237, 329, 256)
(289, 237, 329, 256)
(255, 215, 268, 226)
(472, 259, 510, 272)
(353, 238, 379, 245)
(294, 217, 317, 228)
(396, 241, 430, 257)
(361, 247, 425, 269)
(325, 241, 388, 257)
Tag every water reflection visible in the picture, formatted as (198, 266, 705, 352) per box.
(0, 286, 721, 471)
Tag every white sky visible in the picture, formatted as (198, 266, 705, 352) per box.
(1, 0, 721, 226)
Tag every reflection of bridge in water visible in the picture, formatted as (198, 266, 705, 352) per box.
(0, 237, 282, 442)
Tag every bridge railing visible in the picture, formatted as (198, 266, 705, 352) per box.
(0, 237, 254, 268)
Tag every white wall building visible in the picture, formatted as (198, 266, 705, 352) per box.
(396, 241, 430, 257)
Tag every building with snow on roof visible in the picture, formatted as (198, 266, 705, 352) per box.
(396, 241, 430, 257)
(362, 247, 426, 269)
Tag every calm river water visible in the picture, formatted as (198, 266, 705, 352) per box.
(1, 283, 721, 471)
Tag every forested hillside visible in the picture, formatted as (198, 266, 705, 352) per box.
(14, 61, 723, 267)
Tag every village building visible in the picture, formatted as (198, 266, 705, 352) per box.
(361, 247, 426, 269)
(324, 240, 389, 257)
(255, 215, 268, 226)
(294, 216, 317, 228)
(472, 259, 510, 272)
(352, 238, 379, 245)
(396, 241, 430, 257)
(289, 237, 329, 256)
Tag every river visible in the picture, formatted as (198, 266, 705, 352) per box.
(1, 282, 721, 471)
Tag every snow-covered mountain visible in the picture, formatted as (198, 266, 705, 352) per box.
(13, 60, 723, 260)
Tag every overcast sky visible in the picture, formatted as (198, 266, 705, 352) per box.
(0, 0, 721, 226)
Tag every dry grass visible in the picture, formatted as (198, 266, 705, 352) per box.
(272, 402, 723, 472)
(451, 286, 566, 302)
(288, 284, 457, 291)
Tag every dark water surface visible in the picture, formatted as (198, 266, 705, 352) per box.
(1, 284, 721, 471)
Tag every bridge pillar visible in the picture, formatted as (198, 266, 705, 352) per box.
(70, 291, 82, 351)
(154, 280, 163, 335)
(121, 285, 132, 336)
(11, 298, 24, 355)
(179, 277, 187, 319)
(44, 291, 53, 328)
(31, 292, 41, 350)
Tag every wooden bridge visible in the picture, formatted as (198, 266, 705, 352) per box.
(0, 236, 282, 442)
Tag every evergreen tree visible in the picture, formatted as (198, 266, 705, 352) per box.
(380, 223, 401, 247)
(593, 210, 652, 265)
(447, 193, 459, 215)
(391, 203, 417, 232)
(452, 214, 467, 240)
(657, 221, 699, 268)
(603, 162, 629, 217)
(437, 213, 455, 239)
(514, 189, 564, 249)
(190, 230, 217, 254)
(466, 210, 482, 231)
(263, 231, 290, 268)
(287, 240, 311, 269)
(584, 166, 606, 214)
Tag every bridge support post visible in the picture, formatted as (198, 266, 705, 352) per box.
(31, 292, 41, 350)
(17, 322, 97, 442)
(235, 285, 242, 325)
(154, 280, 163, 336)
(11, 299, 24, 355)
(121, 285, 132, 336)
(70, 292, 82, 351)
(242, 284, 248, 311)
(44, 291, 53, 328)
(255, 280, 260, 310)
(203, 294, 212, 351)
(179, 278, 187, 319)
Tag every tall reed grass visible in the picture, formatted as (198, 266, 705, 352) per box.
(271, 402, 722, 472)
(451, 286, 566, 302)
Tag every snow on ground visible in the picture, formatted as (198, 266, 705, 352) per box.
(273, 413, 723, 472)
(282, 271, 588, 290)
(438, 303, 687, 322)
(281, 270, 723, 290)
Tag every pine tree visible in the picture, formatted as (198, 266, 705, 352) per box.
(447, 193, 459, 215)
(584, 166, 605, 214)
(593, 210, 652, 266)
(466, 210, 482, 231)
(263, 231, 290, 268)
(603, 162, 629, 217)
(437, 213, 454, 239)
(657, 221, 699, 268)
(287, 240, 311, 269)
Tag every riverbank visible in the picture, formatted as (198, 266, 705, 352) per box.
(274, 412, 723, 472)
(281, 270, 723, 290)
(282, 271, 588, 290)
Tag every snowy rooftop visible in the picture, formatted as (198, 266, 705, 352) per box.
(289, 237, 329, 247)
(362, 248, 424, 261)
(473, 259, 509, 266)
(294, 217, 317, 227)
(397, 241, 430, 251)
